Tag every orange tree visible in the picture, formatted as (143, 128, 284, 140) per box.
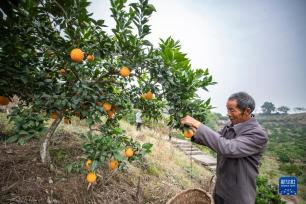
(0, 0, 215, 175)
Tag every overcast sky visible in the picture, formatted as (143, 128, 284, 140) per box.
(88, 0, 306, 115)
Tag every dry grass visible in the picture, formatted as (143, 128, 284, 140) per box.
(121, 121, 214, 195)
(0, 116, 214, 203)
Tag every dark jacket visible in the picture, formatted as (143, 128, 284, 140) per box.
(193, 117, 268, 204)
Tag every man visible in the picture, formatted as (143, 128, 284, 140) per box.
(181, 92, 268, 204)
(135, 109, 142, 131)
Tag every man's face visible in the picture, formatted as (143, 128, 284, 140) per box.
(226, 99, 251, 125)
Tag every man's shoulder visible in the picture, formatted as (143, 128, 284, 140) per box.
(235, 118, 266, 135)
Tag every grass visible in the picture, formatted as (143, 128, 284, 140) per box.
(121, 121, 214, 191)
(1, 112, 215, 203)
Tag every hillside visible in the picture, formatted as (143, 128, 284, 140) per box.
(1, 111, 305, 203)
(257, 113, 306, 204)
(0, 113, 214, 203)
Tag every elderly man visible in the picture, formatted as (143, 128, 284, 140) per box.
(181, 92, 268, 204)
(135, 109, 142, 131)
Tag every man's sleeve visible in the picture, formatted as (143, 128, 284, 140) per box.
(193, 124, 267, 158)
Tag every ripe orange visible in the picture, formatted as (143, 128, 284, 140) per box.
(107, 111, 114, 119)
(102, 102, 112, 112)
(51, 112, 57, 119)
(70, 48, 84, 62)
(86, 159, 92, 167)
(124, 148, 134, 158)
(83, 159, 92, 170)
(86, 172, 97, 183)
(64, 118, 71, 124)
(87, 54, 94, 61)
(183, 129, 194, 138)
(119, 66, 130, 77)
(59, 68, 66, 76)
(0, 96, 10, 105)
(144, 91, 153, 100)
(108, 159, 118, 170)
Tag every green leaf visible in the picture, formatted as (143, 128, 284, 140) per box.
(19, 130, 29, 136)
(91, 160, 99, 171)
(6, 135, 19, 143)
(114, 152, 124, 161)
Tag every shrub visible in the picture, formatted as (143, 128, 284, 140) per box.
(256, 175, 285, 204)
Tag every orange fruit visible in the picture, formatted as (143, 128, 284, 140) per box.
(102, 102, 112, 112)
(84, 159, 92, 170)
(85, 159, 92, 167)
(87, 54, 94, 61)
(70, 48, 84, 62)
(183, 129, 194, 138)
(119, 66, 130, 77)
(144, 91, 153, 100)
(51, 112, 57, 119)
(59, 68, 66, 76)
(107, 111, 114, 119)
(108, 159, 118, 170)
(86, 172, 97, 183)
(124, 148, 134, 158)
(64, 118, 71, 124)
(0, 96, 10, 105)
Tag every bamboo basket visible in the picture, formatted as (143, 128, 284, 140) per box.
(166, 188, 214, 204)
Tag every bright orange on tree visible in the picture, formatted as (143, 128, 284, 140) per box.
(124, 147, 134, 158)
(87, 54, 94, 61)
(108, 159, 118, 170)
(84, 159, 92, 170)
(119, 66, 130, 77)
(107, 111, 114, 119)
(86, 172, 97, 183)
(183, 129, 194, 138)
(144, 91, 153, 100)
(85, 159, 92, 167)
(102, 102, 112, 112)
(0, 96, 10, 105)
(70, 48, 84, 62)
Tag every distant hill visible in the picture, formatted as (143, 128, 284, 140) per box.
(256, 113, 306, 163)
(256, 113, 306, 203)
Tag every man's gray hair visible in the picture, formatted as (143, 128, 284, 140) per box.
(228, 92, 255, 113)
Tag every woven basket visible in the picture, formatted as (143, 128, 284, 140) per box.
(166, 188, 214, 204)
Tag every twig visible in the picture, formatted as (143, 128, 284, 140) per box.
(104, 169, 118, 184)
(1, 181, 19, 192)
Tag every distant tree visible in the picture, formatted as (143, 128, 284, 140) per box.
(261, 102, 275, 115)
(277, 106, 290, 114)
(293, 107, 306, 113)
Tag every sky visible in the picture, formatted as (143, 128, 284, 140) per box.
(88, 0, 306, 115)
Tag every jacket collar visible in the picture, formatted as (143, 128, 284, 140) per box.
(227, 117, 258, 135)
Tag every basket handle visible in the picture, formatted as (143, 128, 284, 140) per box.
(209, 173, 216, 194)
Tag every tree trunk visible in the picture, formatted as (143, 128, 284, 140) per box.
(40, 112, 63, 164)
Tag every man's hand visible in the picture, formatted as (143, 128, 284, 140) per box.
(180, 115, 201, 131)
